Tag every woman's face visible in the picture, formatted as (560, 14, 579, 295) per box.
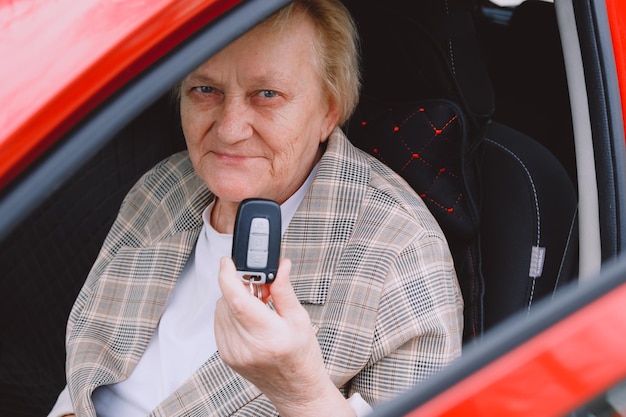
(180, 14, 339, 207)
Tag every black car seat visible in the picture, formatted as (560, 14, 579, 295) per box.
(343, 0, 578, 342)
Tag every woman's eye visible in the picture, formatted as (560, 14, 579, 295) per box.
(259, 90, 278, 98)
(194, 86, 214, 94)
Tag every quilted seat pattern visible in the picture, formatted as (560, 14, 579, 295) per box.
(348, 98, 477, 253)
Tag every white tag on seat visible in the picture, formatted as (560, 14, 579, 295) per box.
(529, 246, 546, 278)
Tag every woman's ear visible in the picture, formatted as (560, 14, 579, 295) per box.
(320, 100, 341, 143)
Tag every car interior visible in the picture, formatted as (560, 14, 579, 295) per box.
(342, 0, 578, 343)
(0, 0, 593, 415)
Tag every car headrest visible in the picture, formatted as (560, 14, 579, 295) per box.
(345, 0, 494, 127)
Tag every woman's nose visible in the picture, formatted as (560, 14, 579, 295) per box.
(214, 96, 253, 143)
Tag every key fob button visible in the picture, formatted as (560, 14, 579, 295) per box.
(250, 218, 269, 234)
(247, 250, 268, 268)
(248, 234, 269, 250)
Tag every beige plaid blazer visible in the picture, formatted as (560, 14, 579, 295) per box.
(65, 128, 463, 416)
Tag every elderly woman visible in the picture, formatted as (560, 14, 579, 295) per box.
(48, 0, 463, 416)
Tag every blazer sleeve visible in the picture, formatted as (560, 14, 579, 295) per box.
(347, 232, 464, 404)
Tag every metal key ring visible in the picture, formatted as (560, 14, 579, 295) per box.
(248, 281, 263, 300)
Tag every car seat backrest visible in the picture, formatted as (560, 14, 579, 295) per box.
(345, 1, 579, 343)
(479, 123, 578, 330)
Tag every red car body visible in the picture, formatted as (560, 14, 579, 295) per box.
(1, 0, 625, 415)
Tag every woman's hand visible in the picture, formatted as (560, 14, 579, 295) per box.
(214, 257, 355, 417)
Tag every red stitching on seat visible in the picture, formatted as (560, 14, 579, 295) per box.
(355, 105, 465, 220)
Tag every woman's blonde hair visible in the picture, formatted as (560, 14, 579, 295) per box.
(262, 0, 361, 126)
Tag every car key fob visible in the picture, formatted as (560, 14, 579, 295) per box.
(232, 198, 281, 284)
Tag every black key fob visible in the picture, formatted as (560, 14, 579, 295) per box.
(232, 198, 281, 284)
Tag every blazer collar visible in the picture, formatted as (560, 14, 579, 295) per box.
(145, 163, 213, 243)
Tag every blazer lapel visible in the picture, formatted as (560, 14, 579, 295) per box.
(67, 166, 213, 415)
(71, 229, 200, 383)
(284, 129, 370, 305)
